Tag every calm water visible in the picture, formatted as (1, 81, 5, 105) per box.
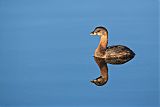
(0, 0, 159, 107)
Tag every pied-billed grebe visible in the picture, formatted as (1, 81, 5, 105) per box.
(90, 26, 135, 64)
(90, 26, 135, 86)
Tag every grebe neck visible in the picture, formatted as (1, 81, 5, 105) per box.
(99, 35, 108, 49)
(94, 34, 108, 57)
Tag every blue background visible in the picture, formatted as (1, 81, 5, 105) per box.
(0, 0, 159, 107)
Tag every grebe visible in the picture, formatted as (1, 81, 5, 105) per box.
(90, 26, 135, 86)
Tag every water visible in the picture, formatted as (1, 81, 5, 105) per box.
(0, 0, 159, 107)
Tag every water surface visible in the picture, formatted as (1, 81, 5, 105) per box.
(0, 0, 159, 107)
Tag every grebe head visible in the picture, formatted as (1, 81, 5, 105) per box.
(90, 26, 108, 36)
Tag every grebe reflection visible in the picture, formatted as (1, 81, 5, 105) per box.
(90, 26, 135, 86)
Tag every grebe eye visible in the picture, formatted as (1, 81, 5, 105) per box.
(97, 30, 101, 32)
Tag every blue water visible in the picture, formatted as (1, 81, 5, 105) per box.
(0, 0, 159, 107)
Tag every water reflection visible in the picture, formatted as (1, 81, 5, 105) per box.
(91, 57, 108, 86)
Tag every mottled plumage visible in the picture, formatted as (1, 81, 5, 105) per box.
(105, 45, 135, 64)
